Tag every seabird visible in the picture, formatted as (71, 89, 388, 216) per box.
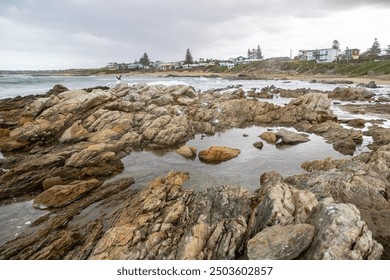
(116, 74, 122, 81)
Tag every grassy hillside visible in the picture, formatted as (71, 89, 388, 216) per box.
(229, 60, 390, 76)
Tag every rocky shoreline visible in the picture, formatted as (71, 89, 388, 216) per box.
(0, 82, 389, 259)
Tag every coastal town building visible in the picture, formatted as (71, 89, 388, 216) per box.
(337, 48, 360, 61)
(298, 48, 340, 63)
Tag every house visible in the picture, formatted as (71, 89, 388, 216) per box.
(299, 48, 340, 63)
(345, 48, 360, 60)
(234, 56, 246, 64)
(219, 61, 235, 69)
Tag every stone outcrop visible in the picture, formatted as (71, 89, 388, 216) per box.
(34, 179, 101, 209)
(247, 224, 315, 260)
(287, 144, 390, 258)
(276, 128, 310, 144)
(248, 172, 318, 237)
(0, 83, 387, 260)
(329, 87, 375, 101)
(198, 146, 240, 163)
(303, 198, 383, 260)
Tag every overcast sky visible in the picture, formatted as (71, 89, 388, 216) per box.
(1, 0, 389, 70)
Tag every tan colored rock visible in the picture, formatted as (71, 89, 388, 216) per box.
(304, 198, 383, 260)
(259, 132, 277, 144)
(276, 128, 310, 144)
(301, 157, 349, 172)
(198, 146, 240, 163)
(65, 144, 116, 168)
(247, 224, 315, 260)
(0, 128, 11, 138)
(34, 179, 101, 209)
(59, 120, 89, 143)
(176, 146, 197, 158)
(42, 177, 64, 191)
(249, 172, 318, 237)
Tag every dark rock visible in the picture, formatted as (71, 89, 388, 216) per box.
(253, 141, 264, 149)
(45, 84, 69, 96)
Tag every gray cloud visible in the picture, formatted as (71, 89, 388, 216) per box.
(0, 0, 389, 69)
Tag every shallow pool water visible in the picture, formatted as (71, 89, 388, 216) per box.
(108, 126, 349, 191)
(0, 200, 47, 247)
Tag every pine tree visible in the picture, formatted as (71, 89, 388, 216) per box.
(371, 38, 381, 57)
(332, 40, 340, 50)
(364, 38, 381, 60)
(139, 53, 150, 67)
(256, 45, 263, 59)
(184, 48, 193, 65)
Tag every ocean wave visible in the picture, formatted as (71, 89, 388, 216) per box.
(147, 80, 189, 87)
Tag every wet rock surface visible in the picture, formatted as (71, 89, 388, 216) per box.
(0, 83, 388, 259)
(198, 146, 241, 163)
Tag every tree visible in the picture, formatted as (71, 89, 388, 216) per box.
(256, 45, 263, 59)
(139, 52, 150, 67)
(332, 40, 340, 50)
(184, 48, 193, 65)
(363, 38, 381, 60)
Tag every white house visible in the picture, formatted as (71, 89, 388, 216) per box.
(299, 48, 340, 63)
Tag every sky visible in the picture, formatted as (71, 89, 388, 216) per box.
(0, 0, 389, 70)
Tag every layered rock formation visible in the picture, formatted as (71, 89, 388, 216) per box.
(0, 83, 387, 260)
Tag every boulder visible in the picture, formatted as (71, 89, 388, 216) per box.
(259, 132, 277, 144)
(304, 198, 383, 260)
(276, 128, 310, 144)
(247, 224, 315, 260)
(248, 172, 318, 237)
(34, 179, 102, 209)
(329, 87, 374, 101)
(176, 146, 197, 158)
(198, 146, 240, 163)
(347, 118, 366, 128)
(253, 141, 264, 150)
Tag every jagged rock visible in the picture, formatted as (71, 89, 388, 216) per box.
(276, 128, 310, 144)
(347, 118, 366, 128)
(45, 84, 69, 96)
(177, 185, 251, 260)
(59, 120, 89, 143)
(303, 198, 383, 260)
(248, 172, 318, 237)
(329, 87, 375, 101)
(259, 132, 277, 144)
(65, 144, 117, 168)
(198, 146, 240, 163)
(89, 172, 251, 260)
(365, 127, 390, 150)
(247, 224, 315, 260)
(176, 146, 197, 158)
(287, 150, 390, 211)
(301, 157, 349, 172)
(34, 179, 102, 209)
(357, 81, 379, 89)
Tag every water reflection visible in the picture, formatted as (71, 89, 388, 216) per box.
(109, 126, 348, 191)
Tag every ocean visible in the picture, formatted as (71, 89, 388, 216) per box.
(3, 73, 388, 99)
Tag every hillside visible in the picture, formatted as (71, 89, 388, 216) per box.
(229, 60, 390, 78)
